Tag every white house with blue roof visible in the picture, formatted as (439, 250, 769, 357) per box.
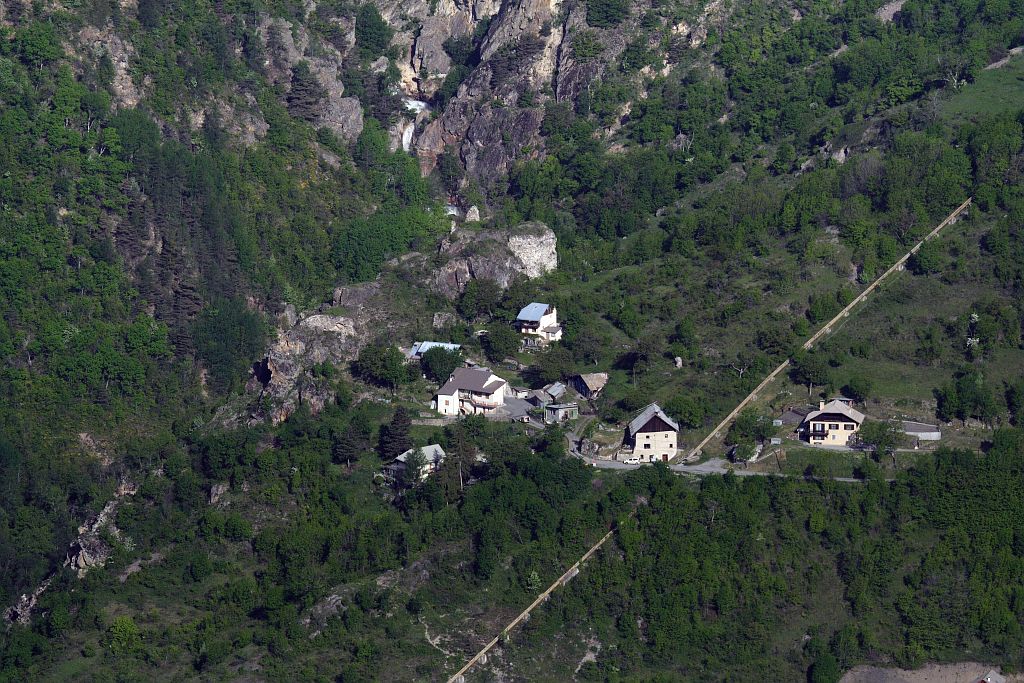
(515, 302, 563, 343)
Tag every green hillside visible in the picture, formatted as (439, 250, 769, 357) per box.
(1, 0, 1024, 681)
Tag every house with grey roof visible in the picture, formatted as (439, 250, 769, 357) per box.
(515, 302, 563, 343)
(544, 381, 566, 401)
(802, 399, 866, 446)
(385, 445, 446, 483)
(623, 403, 679, 463)
(432, 367, 508, 416)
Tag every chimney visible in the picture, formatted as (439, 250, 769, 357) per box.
(819, 401, 826, 410)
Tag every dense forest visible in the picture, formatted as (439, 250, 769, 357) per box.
(1, 0, 1023, 680)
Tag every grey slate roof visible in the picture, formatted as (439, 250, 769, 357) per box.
(627, 403, 679, 435)
(438, 367, 506, 394)
(516, 302, 550, 322)
(805, 399, 866, 424)
(395, 444, 446, 465)
(545, 382, 566, 399)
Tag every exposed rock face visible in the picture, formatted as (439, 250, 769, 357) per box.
(375, 0, 500, 97)
(5, 478, 139, 625)
(64, 479, 138, 578)
(257, 16, 364, 141)
(76, 26, 147, 110)
(422, 221, 557, 298)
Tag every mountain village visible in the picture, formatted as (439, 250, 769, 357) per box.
(377, 300, 944, 485)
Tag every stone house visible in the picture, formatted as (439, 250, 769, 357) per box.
(385, 445, 446, 483)
(544, 403, 579, 424)
(624, 403, 679, 463)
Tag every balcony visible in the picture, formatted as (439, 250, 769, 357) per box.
(463, 395, 501, 409)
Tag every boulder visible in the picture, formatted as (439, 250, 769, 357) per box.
(423, 221, 557, 299)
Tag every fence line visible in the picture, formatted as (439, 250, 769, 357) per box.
(684, 197, 972, 460)
(446, 526, 618, 683)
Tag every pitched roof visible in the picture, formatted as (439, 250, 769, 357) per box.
(628, 403, 679, 435)
(395, 444, 446, 465)
(409, 341, 461, 358)
(805, 399, 866, 424)
(516, 302, 551, 322)
(438, 367, 506, 394)
(576, 373, 609, 392)
(544, 382, 566, 399)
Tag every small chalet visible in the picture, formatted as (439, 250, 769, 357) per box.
(433, 367, 508, 416)
(571, 373, 609, 400)
(624, 403, 679, 463)
(515, 303, 563, 343)
(544, 402, 579, 424)
(802, 399, 866, 446)
(406, 341, 462, 361)
(385, 445, 446, 482)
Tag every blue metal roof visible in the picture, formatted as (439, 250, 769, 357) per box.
(516, 302, 550, 322)
(411, 341, 461, 357)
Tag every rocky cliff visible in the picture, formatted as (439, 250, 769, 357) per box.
(422, 221, 558, 297)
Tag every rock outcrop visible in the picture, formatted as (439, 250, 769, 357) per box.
(423, 221, 557, 298)
(4, 478, 139, 626)
(380, 0, 633, 181)
(257, 16, 364, 141)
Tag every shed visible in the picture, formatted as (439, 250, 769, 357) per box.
(780, 406, 812, 426)
(901, 421, 941, 441)
(572, 373, 609, 399)
(544, 403, 579, 424)
(527, 389, 552, 407)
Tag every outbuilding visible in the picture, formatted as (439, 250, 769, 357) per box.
(544, 403, 579, 424)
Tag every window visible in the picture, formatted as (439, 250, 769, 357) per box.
(844, 424, 854, 430)
(829, 423, 839, 430)
(668, 443, 674, 449)
(644, 444, 651, 449)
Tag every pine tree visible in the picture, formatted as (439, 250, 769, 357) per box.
(378, 407, 412, 461)
(287, 62, 327, 122)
